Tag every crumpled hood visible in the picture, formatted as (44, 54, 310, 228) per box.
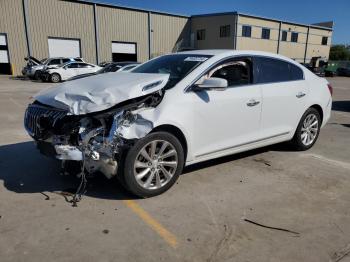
(35, 72, 169, 115)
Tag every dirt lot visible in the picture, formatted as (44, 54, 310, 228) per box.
(0, 76, 349, 262)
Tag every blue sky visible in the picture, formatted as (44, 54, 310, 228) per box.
(88, 0, 349, 44)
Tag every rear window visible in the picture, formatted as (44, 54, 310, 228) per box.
(256, 57, 304, 84)
(290, 64, 304, 81)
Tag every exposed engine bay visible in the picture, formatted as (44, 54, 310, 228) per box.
(24, 90, 163, 180)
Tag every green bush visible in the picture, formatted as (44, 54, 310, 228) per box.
(329, 45, 350, 60)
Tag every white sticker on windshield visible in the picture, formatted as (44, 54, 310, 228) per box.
(184, 57, 208, 62)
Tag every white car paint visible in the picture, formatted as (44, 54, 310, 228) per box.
(35, 50, 332, 166)
(46, 62, 102, 81)
(35, 72, 169, 114)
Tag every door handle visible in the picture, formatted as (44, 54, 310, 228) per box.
(296, 92, 306, 98)
(246, 99, 260, 107)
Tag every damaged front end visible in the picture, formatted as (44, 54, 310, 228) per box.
(24, 91, 163, 179)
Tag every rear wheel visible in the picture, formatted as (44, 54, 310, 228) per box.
(50, 73, 61, 83)
(291, 107, 321, 150)
(122, 132, 184, 197)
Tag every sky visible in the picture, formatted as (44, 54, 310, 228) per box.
(88, 0, 349, 44)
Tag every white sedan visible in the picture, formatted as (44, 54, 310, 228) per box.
(43, 61, 102, 82)
(25, 50, 332, 197)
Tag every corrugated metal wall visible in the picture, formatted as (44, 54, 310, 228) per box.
(151, 13, 190, 58)
(0, 0, 28, 75)
(27, 0, 96, 63)
(97, 6, 149, 63)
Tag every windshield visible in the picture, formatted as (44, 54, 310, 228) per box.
(132, 54, 212, 89)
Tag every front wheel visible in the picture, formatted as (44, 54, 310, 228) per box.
(50, 73, 61, 83)
(122, 132, 184, 198)
(291, 107, 321, 150)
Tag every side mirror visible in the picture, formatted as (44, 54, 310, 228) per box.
(63, 66, 67, 70)
(193, 77, 228, 91)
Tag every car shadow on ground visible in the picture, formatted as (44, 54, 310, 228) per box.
(8, 76, 47, 84)
(0, 141, 294, 203)
(0, 141, 135, 202)
(332, 100, 350, 113)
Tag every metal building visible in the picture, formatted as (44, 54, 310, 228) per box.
(0, 0, 333, 75)
(191, 12, 333, 64)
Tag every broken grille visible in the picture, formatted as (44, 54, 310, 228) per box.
(24, 104, 67, 138)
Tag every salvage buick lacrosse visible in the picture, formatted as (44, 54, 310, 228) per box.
(24, 50, 332, 197)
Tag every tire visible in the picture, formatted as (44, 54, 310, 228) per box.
(50, 73, 61, 83)
(291, 107, 321, 151)
(34, 71, 40, 80)
(122, 131, 184, 198)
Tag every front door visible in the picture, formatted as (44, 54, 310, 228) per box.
(190, 57, 262, 158)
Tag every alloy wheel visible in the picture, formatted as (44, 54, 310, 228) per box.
(300, 113, 319, 146)
(133, 140, 178, 190)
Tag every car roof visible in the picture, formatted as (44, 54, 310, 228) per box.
(177, 49, 302, 66)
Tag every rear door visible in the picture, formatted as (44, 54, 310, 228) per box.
(65, 62, 80, 78)
(256, 57, 308, 138)
(79, 63, 97, 74)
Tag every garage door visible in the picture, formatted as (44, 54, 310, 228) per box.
(0, 34, 11, 75)
(112, 42, 137, 62)
(48, 38, 81, 58)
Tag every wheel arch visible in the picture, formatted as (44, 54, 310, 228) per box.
(151, 124, 188, 161)
(310, 104, 323, 123)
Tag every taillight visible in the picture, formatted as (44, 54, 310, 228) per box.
(327, 83, 333, 96)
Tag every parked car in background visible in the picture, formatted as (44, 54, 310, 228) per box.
(337, 67, 350, 77)
(41, 61, 101, 83)
(22, 56, 84, 80)
(24, 50, 332, 197)
(67, 62, 140, 81)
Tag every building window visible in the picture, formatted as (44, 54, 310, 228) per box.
(197, 29, 206, 40)
(220, 25, 230, 37)
(242, 25, 251, 37)
(281, 31, 287, 41)
(291, 32, 298, 42)
(261, 28, 270, 39)
(322, 36, 328, 45)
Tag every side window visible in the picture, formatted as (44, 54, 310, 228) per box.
(242, 25, 251, 37)
(290, 64, 304, 80)
(281, 31, 287, 41)
(197, 29, 206, 40)
(256, 57, 304, 83)
(48, 59, 61, 65)
(209, 58, 252, 87)
(261, 28, 270, 39)
(291, 32, 298, 42)
(62, 58, 70, 64)
(67, 63, 79, 68)
(257, 57, 290, 83)
(78, 63, 93, 68)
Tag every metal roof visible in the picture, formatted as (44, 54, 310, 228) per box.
(192, 11, 333, 31)
(63, 1, 332, 31)
(64, 0, 190, 18)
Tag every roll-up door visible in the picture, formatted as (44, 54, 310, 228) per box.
(112, 42, 137, 62)
(0, 34, 11, 75)
(48, 38, 81, 58)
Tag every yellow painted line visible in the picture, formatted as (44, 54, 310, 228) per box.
(123, 200, 178, 248)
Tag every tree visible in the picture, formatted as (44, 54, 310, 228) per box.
(329, 45, 350, 60)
